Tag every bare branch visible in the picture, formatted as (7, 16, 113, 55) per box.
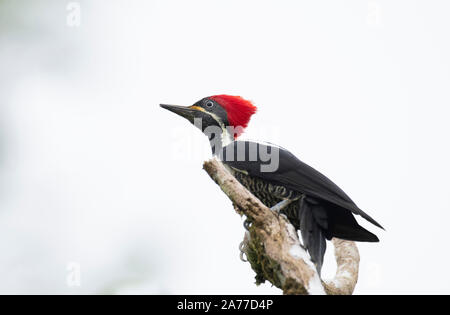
(324, 238, 360, 295)
(203, 158, 360, 295)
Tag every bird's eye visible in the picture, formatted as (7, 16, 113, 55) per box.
(205, 100, 214, 108)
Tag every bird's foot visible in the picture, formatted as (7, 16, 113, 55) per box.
(239, 241, 247, 262)
(270, 199, 294, 213)
(243, 218, 252, 231)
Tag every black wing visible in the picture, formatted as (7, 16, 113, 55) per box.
(220, 141, 383, 229)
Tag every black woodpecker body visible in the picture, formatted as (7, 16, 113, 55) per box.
(160, 95, 383, 273)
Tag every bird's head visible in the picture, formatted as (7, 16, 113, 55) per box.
(160, 95, 257, 145)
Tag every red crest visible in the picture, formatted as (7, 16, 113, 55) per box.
(209, 95, 257, 138)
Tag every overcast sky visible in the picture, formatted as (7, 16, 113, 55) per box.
(1, 0, 449, 294)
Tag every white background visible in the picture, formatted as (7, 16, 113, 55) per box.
(0, 0, 449, 294)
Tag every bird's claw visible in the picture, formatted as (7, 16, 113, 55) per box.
(239, 241, 248, 262)
(243, 219, 252, 231)
(270, 199, 292, 213)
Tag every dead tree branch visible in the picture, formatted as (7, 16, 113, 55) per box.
(203, 158, 360, 295)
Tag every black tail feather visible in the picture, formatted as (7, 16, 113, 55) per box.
(328, 205, 380, 242)
(296, 197, 380, 275)
(298, 197, 327, 275)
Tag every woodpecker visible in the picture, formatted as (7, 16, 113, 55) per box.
(160, 95, 383, 273)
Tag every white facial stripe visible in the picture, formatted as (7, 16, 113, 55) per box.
(202, 111, 233, 146)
